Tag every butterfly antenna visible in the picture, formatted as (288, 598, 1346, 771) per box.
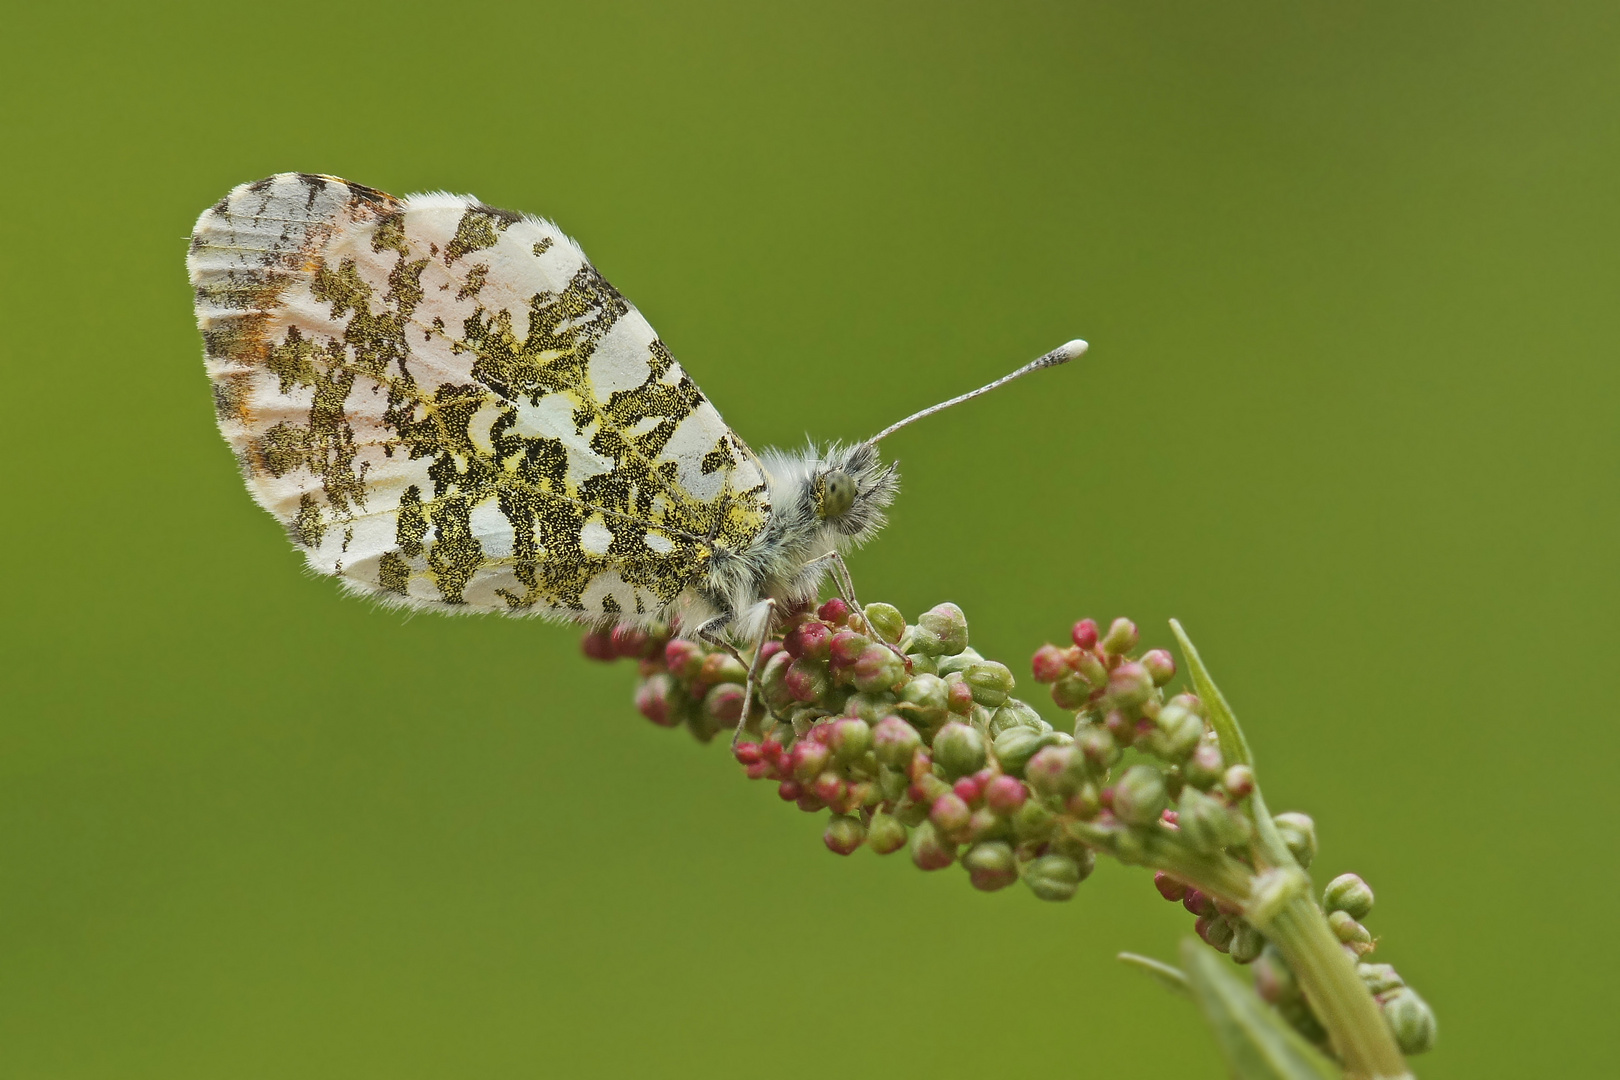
(865, 339, 1087, 445)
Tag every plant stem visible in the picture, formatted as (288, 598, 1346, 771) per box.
(1263, 894, 1413, 1080)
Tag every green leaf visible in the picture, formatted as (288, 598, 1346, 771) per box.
(1180, 939, 1342, 1080)
(1117, 951, 1191, 997)
(1168, 619, 1252, 767)
(1167, 619, 1296, 871)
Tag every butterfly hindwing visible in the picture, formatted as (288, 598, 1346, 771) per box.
(189, 173, 770, 620)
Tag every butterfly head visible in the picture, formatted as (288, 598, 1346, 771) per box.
(810, 441, 899, 543)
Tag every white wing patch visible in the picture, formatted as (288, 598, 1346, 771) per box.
(189, 173, 771, 622)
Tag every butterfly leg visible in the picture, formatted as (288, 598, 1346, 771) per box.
(816, 550, 909, 662)
(734, 598, 777, 748)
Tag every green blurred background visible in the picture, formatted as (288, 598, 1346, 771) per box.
(3, 2, 1615, 1076)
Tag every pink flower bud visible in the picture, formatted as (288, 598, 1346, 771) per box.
(827, 630, 870, 670)
(581, 630, 617, 661)
(817, 597, 851, 625)
(635, 675, 677, 727)
(776, 780, 801, 800)
(909, 822, 957, 870)
(733, 742, 762, 766)
(1182, 889, 1216, 917)
(1223, 764, 1256, 800)
(1071, 618, 1099, 650)
(784, 658, 830, 703)
(1031, 644, 1068, 683)
(952, 776, 984, 806)
(929, 793, 972, 837)
(852, 644, 906, 693)
(813, 772, 847, 806)
(759, 640, 784, 664)
(1153, 871, 1188, 902)
(611, 625, 652, 658)
(791, 740, 831, 781)
(944, 675, 976, 715)
(664, 638, 704, 679)
(795, 791, 826, 813)
(760, 738, 785, 766)
(983, 775, 1029, 815)
(704, 683, 744, 723)
(1141, 648, 1177, 686)
(783, 620, 833, 661)
(746, 761, 772, 781)
(1107, 661, 1154, 709)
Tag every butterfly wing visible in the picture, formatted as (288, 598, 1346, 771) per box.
(188, 173, 770, 620)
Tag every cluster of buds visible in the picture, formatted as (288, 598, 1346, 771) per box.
(585, 602, 1435, 1061)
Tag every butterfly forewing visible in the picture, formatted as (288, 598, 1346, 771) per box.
(189, 173, 770, 620)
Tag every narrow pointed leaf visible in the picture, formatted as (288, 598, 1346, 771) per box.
(1117, 951, 1191, 997)
(1180, 939, 1342, 1080)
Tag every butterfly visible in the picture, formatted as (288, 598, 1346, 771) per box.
(187, 173, 1083, 654)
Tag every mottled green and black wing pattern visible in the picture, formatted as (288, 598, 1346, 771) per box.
(188, 173, 770, 620)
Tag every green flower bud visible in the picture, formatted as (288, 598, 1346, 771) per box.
(1049, 673, 1092, 710)
(1229, 921, 1265, 964)
(933, 647, 985, 677)
(1252, 945, 1299, 1004)
(785, 657, 831, 703)
(852, 644, 907, 694)
(962, 840, 1019, 891)
(1011, 798, 1055, 842)
(893, 795, 929, 827)
(867, 812, 908, 855)
(1196, 914, 1235, 952)
(1323, 872, 1375, 920)
(760, 651, 795, 711)
(1176, 786, 1249, 854)
(930, 792, 972, 838)
(828, 717, 872, 763)
(1139, 699, 1203, 762)
(1106, 661, 1154, 710)
(1327, 910, 1374, 956)
(905, 653, 937, 676)
(863, 602, 907, 644)
(909, 820, 957, 870)
(911, 602, 969, 656)
(1025, 744, 1087, 799)
(844, 690, 897, 724)
(1278, 998, 1328, 1045)
(1182, 742, 1224, 789)
(1100, 616, 1138, 656)
(1381, 988, 1437, 1055)
(700, 652, 749, 685)
(1112, 764, 1168, 827)
(1073, 649, 1109, 688)
(871, 715, 923, 769)
(896, 673, 949, 727)
(966, 806, 1010, 842)
(987, 699, 1044, 737)
(878, 765, 909, 801)
(1272, 811, 1318, 869)
(963, 660, 1015, 707)
(992, 726, 1062, 777)
(1024, 853, 1084, 901)
(1076, 725, 1120, 775)
(703, 682, 745, 725)
(823, 814, 866, 855)
(932, 721, 987, 779)
(1357, 963, 1404, 996)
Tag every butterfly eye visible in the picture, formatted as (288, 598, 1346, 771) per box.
(817, 470, 857, 520)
